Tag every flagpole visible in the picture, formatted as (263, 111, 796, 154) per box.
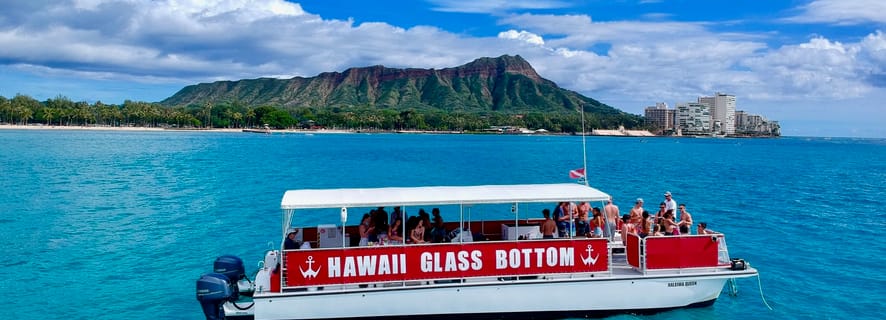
(580, 103, 589, 186)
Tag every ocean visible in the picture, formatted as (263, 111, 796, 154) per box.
(0, 130, 883, 319)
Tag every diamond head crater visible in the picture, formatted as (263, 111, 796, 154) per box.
(1, 55, 650, 134)
(160, 54, 641, 133)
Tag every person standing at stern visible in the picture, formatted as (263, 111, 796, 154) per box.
(663, 191, 677, 214)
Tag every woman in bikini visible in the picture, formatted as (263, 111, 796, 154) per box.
(388, 217, 403, 243)
(410, 220, 426, 244)
(590, 207, 604, 237)
(662, 210, 680, 235)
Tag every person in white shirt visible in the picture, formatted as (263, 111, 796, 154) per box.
(663, 191, 677, 216)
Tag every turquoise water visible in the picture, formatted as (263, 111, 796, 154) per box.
(1, 130, 884, 319)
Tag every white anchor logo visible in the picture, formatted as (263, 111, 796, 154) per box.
(581, 245, 599, 266)
(299, 256, 321, 279)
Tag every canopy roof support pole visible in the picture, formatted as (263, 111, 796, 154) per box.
(513, 203, 518, 241)
(282, 209, 294, 245)
(459, 204, 464, 242)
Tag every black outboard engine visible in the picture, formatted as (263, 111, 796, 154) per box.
(196, 273, 233, 320)
(197, 255, 246, 320)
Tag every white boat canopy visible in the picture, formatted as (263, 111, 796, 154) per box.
(281, 183, 611, 209)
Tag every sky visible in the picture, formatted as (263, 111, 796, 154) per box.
(0, 0, 884, 137)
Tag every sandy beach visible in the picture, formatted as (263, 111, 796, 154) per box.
(0, 124, 356, 134)
(0, 124, 658, 136)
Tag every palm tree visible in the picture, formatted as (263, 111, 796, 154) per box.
(245, 108, 256, 128)
(232, 112, 243, 128)
(203, 101, 213, 128)
(75, 101, 92, 126)
(0, 96, 9, 123)
(44, 107, 55, 126)
(17, 106, 33, 125)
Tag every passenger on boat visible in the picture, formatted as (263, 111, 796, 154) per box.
(359, 213, 373, 246)
(418, 209, 432, 242)
(697, 222, 716, 235)
(540, 209, 556, 239)
(655, 202, 667, 223)
(367, 209, 379, 243)
(405, 216, 419, 243)
(410, 219, 426, 244)
(662, 210, 680, 235)
(388, 217, 404, 243)
(390, 206, 403, 226)
(663, 191, 677, 214)
(678, 204, 693, 235)
(554, 202, 569, 238)
(620, 214, 636, 245)
(569, 202, 578, 234)
(576, 202, 590, 237)
(284, 228, 301, 250)
(430, 208, 448, 243)
(628, 198, 643, 227)
(638, 211, 651, 238)
(652, 224, 665, 236)
(604, 198, 620, 238)
(376, 207, 388, 221)
(590, 207, 604, 237)
(374, 208, 390, 243)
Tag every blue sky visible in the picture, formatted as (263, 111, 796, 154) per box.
(1, 0, 885, 137)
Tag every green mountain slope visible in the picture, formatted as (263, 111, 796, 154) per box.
(161, 55, 630, 118)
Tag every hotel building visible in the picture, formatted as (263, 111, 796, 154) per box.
(698, 92, 735, 135)
(644, 102, 675, 134)
(676, 102, 711, 135)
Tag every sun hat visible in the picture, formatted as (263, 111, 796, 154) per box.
(664, 191, 672, 196)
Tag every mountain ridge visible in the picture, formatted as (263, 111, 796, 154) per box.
(161, 55, 632, 119)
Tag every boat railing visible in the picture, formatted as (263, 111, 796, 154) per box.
(627, 233, 731, 275)
(275, 238, 610, 292)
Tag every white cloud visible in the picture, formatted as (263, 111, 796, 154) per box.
(740, 35, 884, 100)
(1, 0, 885, 137)
(497, 30, 545, 46)
(493, 12, 886, 112)
(427, 0, 573, 13)
(786, 0, 886, 25)
(0, 0, 524, 83)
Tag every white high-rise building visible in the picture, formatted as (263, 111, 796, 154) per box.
(698, 92, 736, 135)
(676, 102, 710, 135)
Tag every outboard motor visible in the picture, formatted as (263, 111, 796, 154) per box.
(196, 273, 233, 320)
(214, 255, 246, 283)
(197, 255, 247, 320)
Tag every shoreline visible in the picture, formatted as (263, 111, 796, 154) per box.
(0, 124, 787, 138)
(0, 124, 354, 134)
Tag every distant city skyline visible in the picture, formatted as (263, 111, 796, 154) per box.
(1, 1, 885, 138)
(645, 93, 779, 137)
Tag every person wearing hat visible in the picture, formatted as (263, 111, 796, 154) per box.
(629, 198, 644, 227)
(663, 191, 677, 216)
(284, 228, 301, 250)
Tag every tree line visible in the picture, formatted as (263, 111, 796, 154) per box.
(0, 94, 644, 132)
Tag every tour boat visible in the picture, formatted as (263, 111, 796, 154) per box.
(196, 183, 758, 320)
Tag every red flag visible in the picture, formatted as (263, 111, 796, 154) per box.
(569, 168, 586, 179)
